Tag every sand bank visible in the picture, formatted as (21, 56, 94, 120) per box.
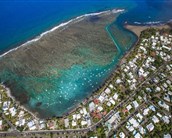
(125, 23, 171, 36)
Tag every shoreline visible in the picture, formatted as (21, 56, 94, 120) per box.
(1, 84, 39, 120)
(0, 9, 124, 58)
(125, 23, 171, 37)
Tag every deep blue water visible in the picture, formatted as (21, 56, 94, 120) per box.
(0, 0, 172, 53)
(0, 0, 132, 53)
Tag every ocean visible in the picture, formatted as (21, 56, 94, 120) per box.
(1, 0, 172, 53)
(0, 0, 172, 118)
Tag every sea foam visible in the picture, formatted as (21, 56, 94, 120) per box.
(0, 9, 124, 58)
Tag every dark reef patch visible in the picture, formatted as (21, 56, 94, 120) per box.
(88, 15, 101, 22)
(3, 80, 30, 105)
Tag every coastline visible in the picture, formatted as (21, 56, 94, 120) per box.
(0, 9, 124, 58)
(125, 23, 171, 37)
(1, 84, 39, 120)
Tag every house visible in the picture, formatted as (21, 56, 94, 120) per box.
(116, 79, 122, 84)
(152, 115, 159, 124)
(158, 101, 170, 111)
(110, 98, 115, 105)
(129, 118, 139, 128)
(105, 88, 111, 94)
(2, 101, 11, 111)
(76, 114, 81, 120)
(138, 126, 146, 135)
(73, 114, 77, 120)
(97, 106, 103, 112)
(136, 113, 143, 122)
(0, 120, 2, 130)
(89, 102, 95, 112)
(83, 108, 87, 115)
(155, 87, 161, 92)
(124, 68, 128, 73)
(15, 118, 25, 127)
(39, 123, 46, 130)
(157, 112, 162, 118)
(93, 99, 99, 104)
(113, 93, 119, 100)
(109, 84, 114, 89)
(19, 111, 25, 117)
(9, 107, 17, 117)
(134, 133, 142, 138)
(133, 101, 139, 109)
(87, 119, 91, 126)
(164, 133, 171, 138)
(98, 95, 105, 103)
(140, 46, 147, 54)
(162, 116, 170, 124)
(126, 124, 134, 132)
(72, 120, 77, 127)
(143, 108, 150, 116)
(119, 132, 125, 138)
(146, 88, 152, 92)
(164, 94, 171, 102)
(80, 109, 84, 114)
(126, 105, 132, 111)
(81, 120, 87, 126)
(64, 118, 69, 128)
(166, 80, 171, 85)
(146, 123, 154, 132)
(107, 102, 111, 107)
(138, 96, 143, 101)
(163, 83, 168, 88)
(149, 105, 156, 112)
(162, 45, 171, 51)
(27, 121, 36, 130)
(107, 112, 120, 125)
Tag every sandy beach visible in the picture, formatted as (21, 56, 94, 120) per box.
(125, 23, 172, 36)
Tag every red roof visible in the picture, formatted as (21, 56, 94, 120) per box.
(93, 99, 99, 104)
(123, 109, 128, 113)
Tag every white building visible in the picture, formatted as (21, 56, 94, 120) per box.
(89, 102, 95, 112)
(81, 120, 87, 126)
(98, 95, 105, 103)
(113, 93, 118, 100)
(129, 118, 139, 128)
(105, 88, 111, 94)
(152, 115, 159, 124)
(119, 132, 125, 138)
(64, 118, 69, 128)
(133, 101, 139, 109)
(126, 105, 132, 111)
(146, 123, 154, 132)
(9, 107, 17, 117)
(97, 106, 103, 112)
(72, 120, 77, 127)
